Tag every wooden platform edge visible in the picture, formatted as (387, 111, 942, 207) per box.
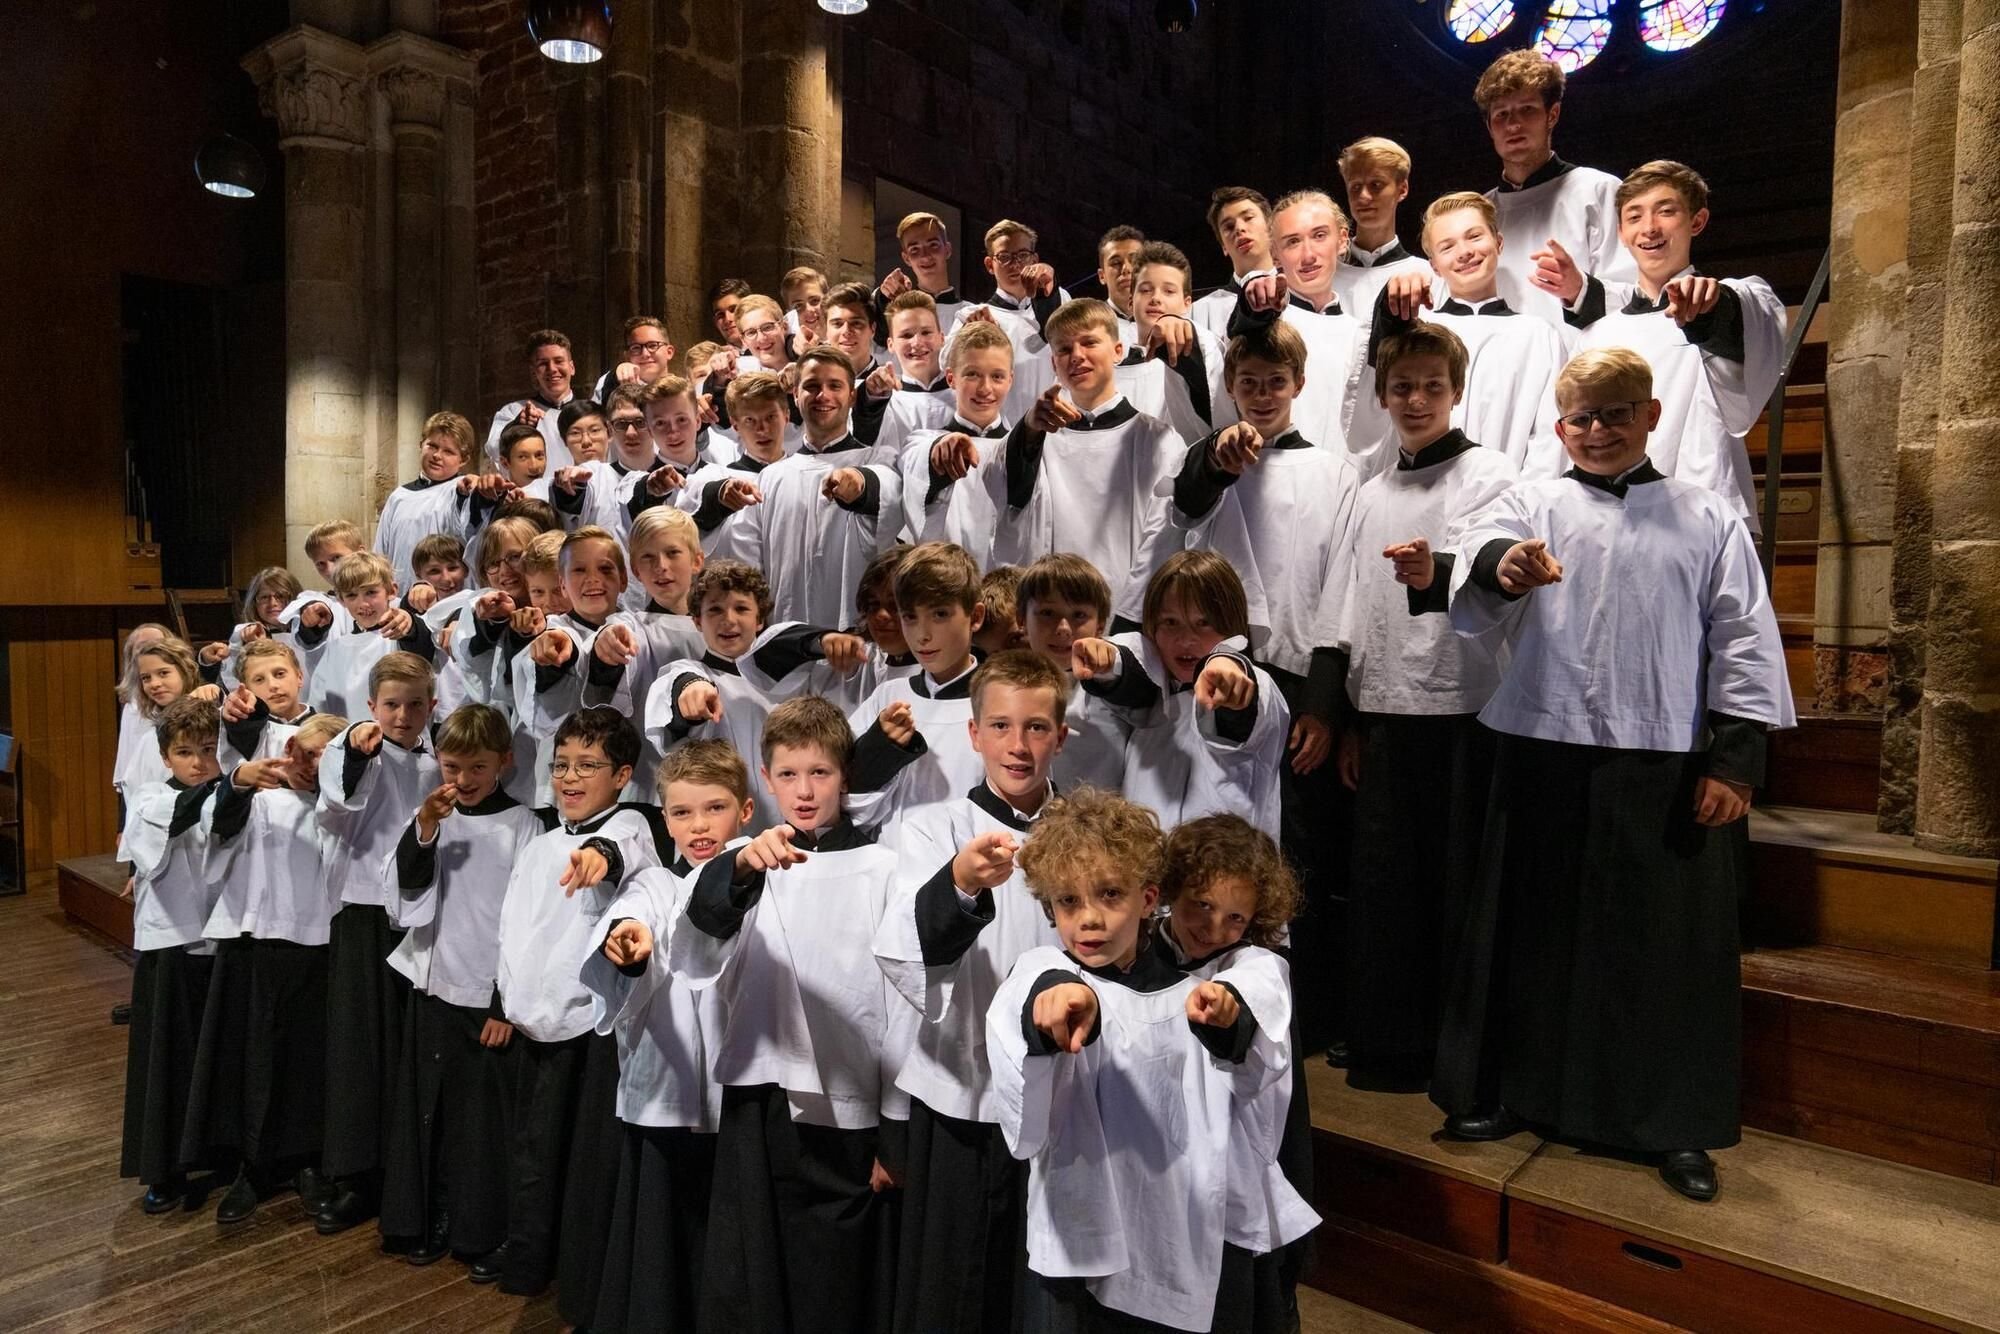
(1311, 1121, 1510, 1262)
(55, 859, 134, 952)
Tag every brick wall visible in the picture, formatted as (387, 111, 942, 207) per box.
(839, 0, 1224, 293)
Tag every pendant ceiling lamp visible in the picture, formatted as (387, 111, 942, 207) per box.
(527, 0, 612, 63)
(194, 134, 266, 199)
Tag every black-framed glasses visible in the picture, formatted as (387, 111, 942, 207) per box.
(1555, 401, 1645, 437)
(550, 759, 614, 778)
(992, 249, 1038, 268)
(610, 416, 648, 432)
(627, 339, 668, 356)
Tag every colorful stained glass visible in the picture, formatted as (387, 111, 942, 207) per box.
(1638, 0, 1726, 51)
(1533, 0, 1614, 71)
(1447, 0, 1517, 41)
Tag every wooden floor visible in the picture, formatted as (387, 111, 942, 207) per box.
(0, 888, 560, 1333)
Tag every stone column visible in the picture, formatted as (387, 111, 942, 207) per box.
(1880, 0, 1963, 830)
(372, 33, 475, 482)
(739, 6, 840, 284)
(244, 28, 373, 586)
(1815, 0, 1917, 713)
(658, 0, 746, 360)
(605, 0, 654, 334)
(1916, 0, 2000, 857)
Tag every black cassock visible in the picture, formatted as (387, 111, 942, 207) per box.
(322, 902, 409, 1179)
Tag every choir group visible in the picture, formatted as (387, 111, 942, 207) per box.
(109, 47, 1794, 1334)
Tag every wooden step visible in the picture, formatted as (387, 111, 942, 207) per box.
(1747, 805, 1998, 967)
(1769, 539, 1816, 622)
(1297, 1284, 1428, 1333)
(1764, 712, 1882, 814)
(1743, 943, 2000, 1183)
(1505, 1131, 2000, 1333)
(54, 855, 132, 951)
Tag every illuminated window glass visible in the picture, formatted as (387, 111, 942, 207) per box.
(1533, 0, 1614, 72)
(1447, 0, 1517, 41)
(1638, 0, 1726, 51)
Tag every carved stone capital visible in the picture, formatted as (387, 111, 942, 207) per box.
(377, 64, 447, 125)
(367, 30, 477, 128)
(243, 27, 371, 146)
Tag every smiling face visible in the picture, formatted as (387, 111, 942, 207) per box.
(697, 588, 763, 660)
(1050, 321, 1122, 405)
(1169, 873, 1257, 959)
(530, 342, 575, 402)
(243, 655, 302, 720)
(1214, 199, 1273, 275)
(416, 557, 467, 597)
(340, 579, 396, 631)
(1025, 595, 1101, 672)
(561, 538, 627, 622)
(253, 588, 291, 628)
(984, 233, 1039, 299)
(664, 779, 752, 864)
(1425, 206, 1502, 300)
(481, 531, 528, 599)
(369, 678, 435, 750)
(947, 345, 1013, 429)
(137, 651, 186, 709)
(795, 361, 854, 443)
(419, 431, 468, 483)
(1098, 238, 1145, 314)
(505, 435, 548, 486)
(1275, 199, 1347, 302)
(624, 324, 672, 379)
(1228, 354, 1302, 437)
(739, 307, 789, 369)
(165, 733, 221, 787)
(712, 293, 742, 345)
(1132, 263, 1191, 342)
(645, 392, 701, 467)
(1382, 352, 1462, 450)
(1147, 590, 1226, 685)
(1048, 865, 1158, 971)
(1486, 90, 1558, 178)
(967, 683, 1065, 811)
(551, 736, 630, 822)
(789, 281, 826, 336)
(438, 746, 507, 807)
(1619, 184, 1707, 291)
(901, 224, 953, 291)
(762, 742, 845, 834)
(631, 530, 701, 613)
(1556, 386, 1661, 477)
(856, 575, 908, 657)
(825, 302, 876, 374)
(888, 308, 942, 384)
(900, 599, 983, 681)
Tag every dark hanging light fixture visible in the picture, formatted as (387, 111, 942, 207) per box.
(819, 0, 868, 12)
(1156, 0, 1197, 32)
(194, 134, 266, 199)
(527, 0, 612, 63)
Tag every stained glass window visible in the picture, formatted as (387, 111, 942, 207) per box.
(1447, 0, 1517, 42)
(1533, 0, 1615, 72)
(1638, 0, 1726, 51)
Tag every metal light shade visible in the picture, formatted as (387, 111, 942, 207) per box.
(1156, 0, 1197, 32)
(819, 0, 869, 12)
(194, 134, 266, 199)
(527, 0, 611, 63)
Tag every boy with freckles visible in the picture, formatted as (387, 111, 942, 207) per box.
(988, 789, 1297, 1334)
(1435, 347, 1793, 1202)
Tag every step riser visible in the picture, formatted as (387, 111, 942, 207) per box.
(1747, 843, 1997, 968)
(1313, 1134, 1504, 1262)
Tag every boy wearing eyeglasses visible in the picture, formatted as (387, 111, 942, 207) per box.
(493, 707, 666, 1298)
(1434, 346, 1794, 1203)
(946, 218, 1069, 422)
(1537, 159, 1788, 532)
(590, 315, 676, 404)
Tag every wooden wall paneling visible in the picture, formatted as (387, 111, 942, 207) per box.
(4, 610, 122, 871)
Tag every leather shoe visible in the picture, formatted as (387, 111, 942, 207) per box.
(1660, 1149, 1719, 1201)
(295, 1166, 335, 1216)
(468, 1241, 510, 1285)
(314, 1186, 376, 1235)
(141, 1179, 185, 1215)
(216, 1171, 261, 1225)
(1443, 1107, 1523, 1142)
(1323, 1040, 1351, 1069)
(405, 1213, 453, 1266)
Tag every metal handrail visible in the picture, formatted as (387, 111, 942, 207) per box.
(1759, 246, 1833, 584)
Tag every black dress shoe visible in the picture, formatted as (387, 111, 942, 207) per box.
(468, 1241, 510, 1285)
(1660, 1149, 1719, 1201)
(315, 1186, 377, 1235)
(405, 1214, 453, 1266)
(1323, 1040, 1351, 1069)
(216, 1171, 261, 1225)
(141, 1178, 185, 1215)
(295, 1166, 335, 1215)
(1443, 1107, 1524, 1141)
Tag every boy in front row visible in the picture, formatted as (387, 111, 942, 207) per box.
(669, 697, 901, 1334)
(873, 649, 1070, 1334)
(989, 788, 1296, 1333)
(1434, 347, 1794, 1202)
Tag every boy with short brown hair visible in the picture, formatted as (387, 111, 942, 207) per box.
(485, 328, 580, 470)
(1334, 136, 1432, 324)
(1193, 186, 1277, 339)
